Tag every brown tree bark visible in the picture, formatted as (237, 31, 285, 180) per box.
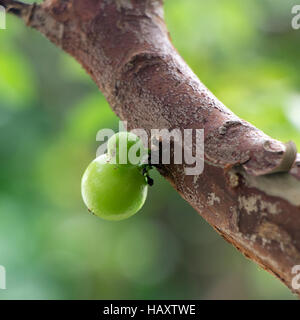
(2, 0, 300, 295)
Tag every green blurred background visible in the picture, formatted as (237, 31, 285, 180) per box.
(0, 0, 300, 299)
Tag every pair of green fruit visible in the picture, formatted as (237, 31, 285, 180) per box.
(81, 132, 152, 221)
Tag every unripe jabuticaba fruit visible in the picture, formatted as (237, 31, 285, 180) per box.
(107, 132, 148, 166)
(81, 154, 148, 221)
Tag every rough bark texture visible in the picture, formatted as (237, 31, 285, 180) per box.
(2, 0, 300, 295)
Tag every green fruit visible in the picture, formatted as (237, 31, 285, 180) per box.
(81, 154, 148, 221)
(107, 132, 147, 166)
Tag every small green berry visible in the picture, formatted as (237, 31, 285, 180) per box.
(107, 132, 148, 166)
(81, 154, 148, 221)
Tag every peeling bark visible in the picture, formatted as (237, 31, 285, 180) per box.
(2, 0, 300, 295)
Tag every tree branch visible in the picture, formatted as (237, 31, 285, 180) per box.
(3, 0, 300, 295)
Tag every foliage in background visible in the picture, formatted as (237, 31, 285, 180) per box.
(0, 0, 299, 299)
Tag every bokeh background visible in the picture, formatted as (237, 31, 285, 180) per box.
(0, 0, 300, 299)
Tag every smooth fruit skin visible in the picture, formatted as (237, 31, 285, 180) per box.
(107, 132, 147, 166)
(81, 154, 148, 221)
